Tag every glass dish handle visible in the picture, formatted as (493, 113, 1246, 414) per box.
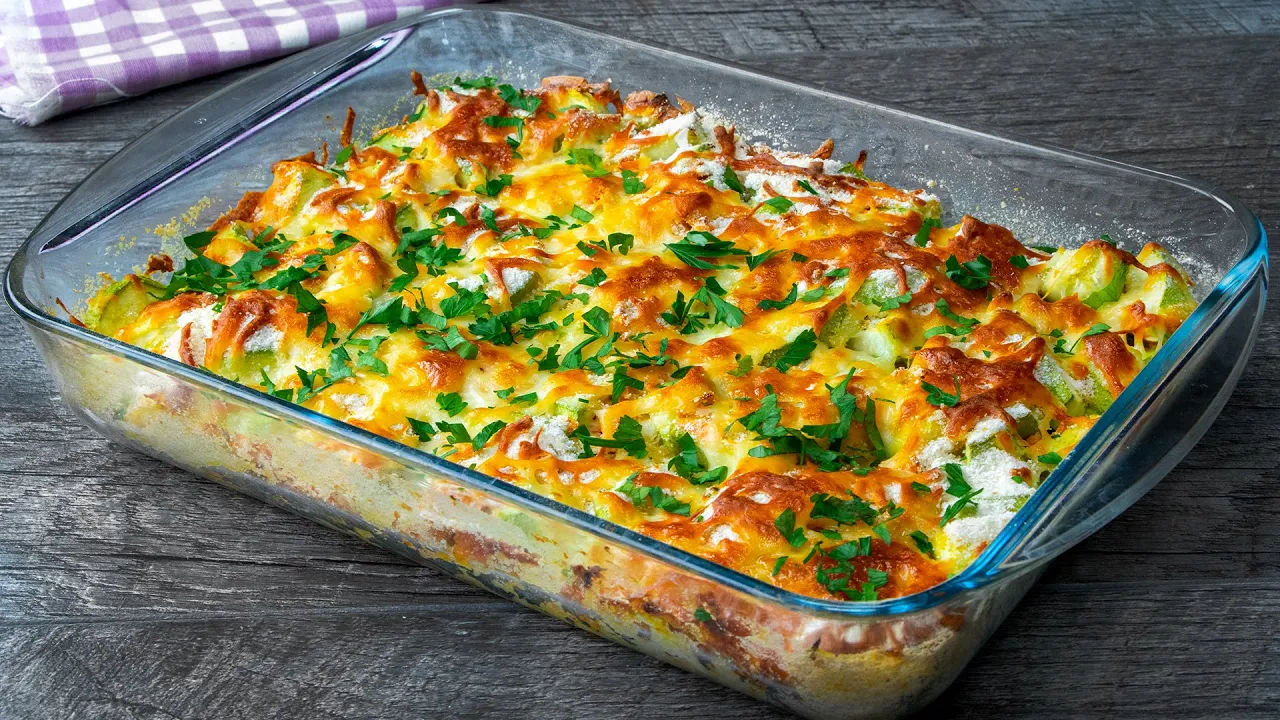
(998, 269, 1266, 572)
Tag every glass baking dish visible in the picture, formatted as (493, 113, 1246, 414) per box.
(4, 7, 1267, 718)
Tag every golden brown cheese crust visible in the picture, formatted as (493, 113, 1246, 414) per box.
(88, 74, 1197, 602)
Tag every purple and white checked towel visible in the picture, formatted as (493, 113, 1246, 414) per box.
(0, 1, 453, 125)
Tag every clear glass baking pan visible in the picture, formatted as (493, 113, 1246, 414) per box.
(4, 7, 1267, 718)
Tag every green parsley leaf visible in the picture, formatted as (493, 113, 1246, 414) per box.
(1070, 323, 1111, 351)
(475, 173, 514, 198)
(810, 491, 880, 527)
(878, 291, 912, 311)
(436, 392, 468, 416)
(922, 378, 962, 407)
(578, 268, 608, 287)
(694, 608, 713, 622)
(621, 169, 646, 194)
(759, 196, 793, 214)
(774, 507, 807, 548)
(767, 329, 818, 373)
(472, 420, 508, 449)
(911, 481, 933, 494)
(1083, 266, 1127, 309)
(772, 556, 788, 576)
(416, 326, 478, 360)
(569, 204, 594, 224)
(479, 205, 500, 232)
(758, 284, 799, 311)
(182, 230, 216, 253)
(864, 397, 888, 460)
(453, 75, 497, 90)
(576, 416, 647, 459)
(797, 179, 819, 195)
(909, 530, 936, 558)
(665, 230, 749, 270)
(435, 207, 468, 226)
(692, 283, 745, 328)
(406, 417, 435, 442)
(668, 432, 729, 486)
(611, 365, 644, 403)
(746, 249, 784, 270)
(721, 166, 753, 202)
(945, 254, 993, 290)
(914, 217, 941, 247)
(258, 370, 294, 402)
(605, 232, 634, 255)
(434, 421, 472, 447)
(566, 148, 609, 178)
(497, 83, 541, 114)
(872, 523, 891, 545)
(939, 463, 983, 527)
(728, 354, 754, 377)
(334, 144, 354, 165)
(1038, 451, 1063, 465)
(616, 473, 690, 515)
(936, 297, 979, 329)
(1009, 254, 1030, 269)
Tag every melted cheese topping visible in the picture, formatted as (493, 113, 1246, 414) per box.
(88, 75, 1197, 602)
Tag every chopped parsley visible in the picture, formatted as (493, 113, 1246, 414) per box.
(758, 284, 799, 311)
(922, 378, 962, 407)
(416, 326, 479, 360)
(939, 463, 983, 527)
(436, 392, 468, 416)
(1038, 451, 1063, 465)
(1083, 266, 1126, 309)
(1070, 323, 1111, 351)
(878, 291, 912, 311)
(914, 217, 941, 247)
(578, 268, 608, 287)
(664, 231, 749, 270)
(621, 169, 646, 194)
(475, 173, 514, 198)
(721, 166, 753, 202)
(944, 254, 993, 290)
(574, 416, 647, 459)
(746, 249, 784, 270)
(566, 148, 609, 177)
(759, 196, 793, 214)
(617, 474, 690, 515)
(766, 329, 818, 373)
(909, 530, 936, 558)
(667, 433, 728, 486)
(774, 508, 807, 548)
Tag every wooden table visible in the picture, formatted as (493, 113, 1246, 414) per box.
(2, 2, 1276, 717)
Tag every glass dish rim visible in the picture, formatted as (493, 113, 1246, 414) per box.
(4, 5, 1269, 619)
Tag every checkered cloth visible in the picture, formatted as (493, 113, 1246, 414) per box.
(0, 1, 452, 125)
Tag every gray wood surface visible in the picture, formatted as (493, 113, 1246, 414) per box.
(2, 1, 1278, 717)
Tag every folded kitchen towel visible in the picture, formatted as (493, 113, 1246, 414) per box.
(0, 0, 453, 125)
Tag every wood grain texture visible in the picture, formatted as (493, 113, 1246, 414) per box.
(1, 1, 1277, 718)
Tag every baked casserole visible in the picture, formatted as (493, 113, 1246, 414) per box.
(80, 74, 1198, 603)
